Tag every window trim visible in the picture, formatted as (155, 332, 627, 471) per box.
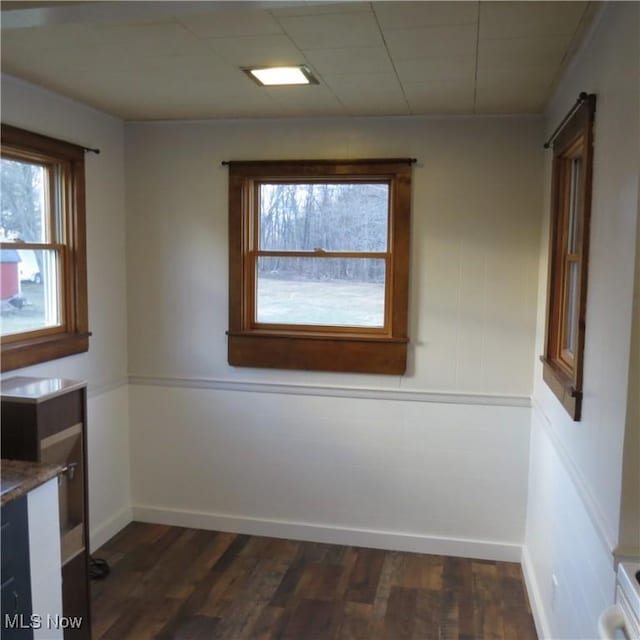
(227, 159, 412, 374)
(1, 124, 89, 371)
(541, 96, 596, 420)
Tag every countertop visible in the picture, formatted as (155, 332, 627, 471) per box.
(1, 459, 63, 506)
(1, 376, 86, 403)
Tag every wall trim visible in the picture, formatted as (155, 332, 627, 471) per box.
(532, 399, 617, 558)
(128, 375, 532, 408)
(87, 377, 129, 399)
(89, 505, 133, 552)
(132, 504, 522, 562)
(521, 545, 553, 640)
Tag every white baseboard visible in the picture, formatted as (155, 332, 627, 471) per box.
(132, 504, 522, 562)
(521, 545, 553, 640)
(90, 505, 133, 552)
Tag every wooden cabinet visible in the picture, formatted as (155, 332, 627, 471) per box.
(1, 378, 91, 640)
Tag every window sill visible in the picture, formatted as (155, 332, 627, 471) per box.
(228, 331, 408, 374)
(1, 332, 90, 372)
(540, 355, 582, 420)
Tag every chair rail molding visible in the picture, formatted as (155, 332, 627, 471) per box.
(127, 374, 532, 409)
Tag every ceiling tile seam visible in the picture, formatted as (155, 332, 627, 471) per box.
(472, 1, 480, 114)
(272, 8, 374, 19)
(299, 44, 392, 53)
(265, 7, 349, 116)
(375, 52, 477, 62)
(173, 15, 284, 41)
(171, 17, 214, 40)
(200, 32, 298, 41)
(370, 1, 411, 116)
(173, 12, 306, 115)
(207, 31, 307, 68)
(379, 20, 479, 36)
(96, 18, 183, 30)
(476, 34, 575, 44)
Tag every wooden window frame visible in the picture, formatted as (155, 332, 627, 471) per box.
(541, 96, 596, 420)
(1, 124, 89, 371)
(227, 159, 412, 374)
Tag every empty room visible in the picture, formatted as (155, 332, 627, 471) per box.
(0, 1, 638, 639)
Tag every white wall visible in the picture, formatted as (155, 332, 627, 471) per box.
(524, 3, 640, 638)
(125, 115, 543, 559)
(126, 116, 542, 394)
(619, 194, 640, 556)
(1, 75, 132, 549)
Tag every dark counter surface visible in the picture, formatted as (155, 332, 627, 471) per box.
(1, 459, 63, 506)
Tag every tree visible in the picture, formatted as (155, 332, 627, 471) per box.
(1, 158, 43, 242)
(258, 181, 387, 283)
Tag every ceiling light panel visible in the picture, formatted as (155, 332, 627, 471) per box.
(244, 65, 318, 86)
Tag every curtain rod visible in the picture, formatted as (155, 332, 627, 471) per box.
(543, 92, 593, 149)
(221, 158, 417, 166)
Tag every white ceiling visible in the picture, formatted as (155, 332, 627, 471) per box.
(1, 1, 599, 120)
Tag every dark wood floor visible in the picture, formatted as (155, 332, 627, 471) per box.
(90, 523, 537, 640)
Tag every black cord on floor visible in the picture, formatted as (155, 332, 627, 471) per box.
(89, 556, 110, 580)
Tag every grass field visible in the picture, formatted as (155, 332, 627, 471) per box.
(2, 278, 386, 335)
(256, 276, 385, 327)
(0, 281, 49, 335)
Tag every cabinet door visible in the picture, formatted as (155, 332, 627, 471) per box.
(1, 497, 34, 640)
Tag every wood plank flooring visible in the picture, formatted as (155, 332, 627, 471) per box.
(91, 523, 537, 640)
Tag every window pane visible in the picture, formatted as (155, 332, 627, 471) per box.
(1, 249, 61, 336)
(1, 158, 49, 242)
(256, 256, 385, 327)
(259, 183, 389, 252)
(567, 158, 581, 253)
(563, 261, 579, 355)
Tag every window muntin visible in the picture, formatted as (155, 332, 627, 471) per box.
(0, 124, 88, 371)
(542, 95, 595, 420)
(227, 159, 412, 374)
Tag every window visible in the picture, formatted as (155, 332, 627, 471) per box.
(227, 159, 412, 374)
(0, 124, 88, 371)
(542, 95, 596, 420)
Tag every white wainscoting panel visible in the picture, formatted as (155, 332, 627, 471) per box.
(130, 382, 530, 561)
(524, 413, 616, 640)
(86, 384, 133, 551)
